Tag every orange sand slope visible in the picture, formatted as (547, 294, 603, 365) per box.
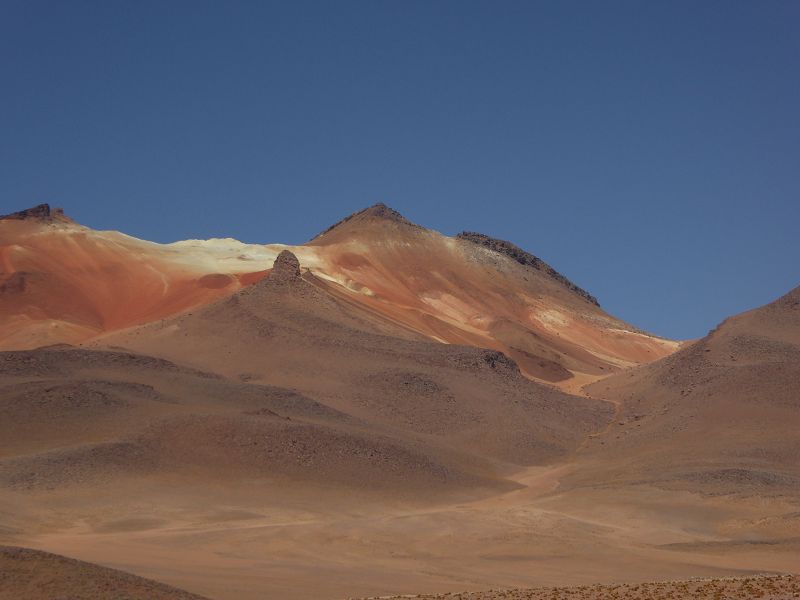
(0, 204, 273, 350)
(305, 204, 678, 389)
(0, 203, 676, 389)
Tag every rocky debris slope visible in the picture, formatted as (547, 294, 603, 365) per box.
(576, 285, 800, 496)
(457, 231, 599, 306)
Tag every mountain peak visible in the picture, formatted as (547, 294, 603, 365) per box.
(0, 203, 73, 224)
(457, 231, 599, 306)
(358, 203, 410, 221)
(310, 203, 420, 243)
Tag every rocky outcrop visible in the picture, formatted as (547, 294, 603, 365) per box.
(310, 203, 421, 242)
(268, 250, 301, 284)
(457, 231, 599, 306)
(358, 203, 414, 224)
(0, 204, 72, 223)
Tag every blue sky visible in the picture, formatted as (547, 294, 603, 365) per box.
(1, 1, 798, 339)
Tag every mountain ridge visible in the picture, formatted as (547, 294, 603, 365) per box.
(0, 202, 677, 389)
(0, 203, 73, 224)
(457, 231, 599, 306)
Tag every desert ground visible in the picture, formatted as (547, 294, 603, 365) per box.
(0, 204, 798, 599)
(367, 575, 800, 600)
(0, 546, 211, 600)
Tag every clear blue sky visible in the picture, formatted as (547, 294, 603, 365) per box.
(2, 1, 798, 339)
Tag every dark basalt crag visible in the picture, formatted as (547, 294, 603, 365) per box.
(0, 203, 72, 223)
(457, 231, 599, 306)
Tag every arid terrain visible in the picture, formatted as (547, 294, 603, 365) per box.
(0, 203, 676, 391)
(368, 575, 800, 600)
(0, 204, 797, 599)
(0, 546, 211, 600)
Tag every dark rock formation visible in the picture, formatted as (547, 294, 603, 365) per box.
(0, 203, 72, 223)
(269, 250, 301, 283)
(457, 231, 599, 306)
(446, 348, 521, 378)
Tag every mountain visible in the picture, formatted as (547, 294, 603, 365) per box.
(529, 286, 800, 576)
(0, 242, 614, 599)
(578, 285, 800, 494)
(0, 246, 612, 509)
(92, 250, 611, 468)
(1, 201, 797, 600)
(0, 203, 270, 350)
(0, 203, 677, 391)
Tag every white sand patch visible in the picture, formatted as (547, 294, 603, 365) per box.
(420, 292, 481, 323)
(145, 264, 169, 296)
(312, 269, 376, 296)
(606, 327, 683, 349)
(530, 308, 570, 331)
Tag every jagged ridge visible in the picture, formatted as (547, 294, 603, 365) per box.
(457, 231, 599, 306)
(0, 203, 72, 223)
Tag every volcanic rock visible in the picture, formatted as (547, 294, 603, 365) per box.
(268, 250, 301, 284)
(0, 204, 71, 223)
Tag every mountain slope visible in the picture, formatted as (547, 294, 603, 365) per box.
(575, 286, 800, 495)
(0, 204, 272, 350)
(305, 204, 678, 390)
(0, 252, 621, 600)
(0, 205, 797, 599)
(0, 343, 512, 499)
(0, 203, 676, 390)
(96, 250, 612, 467)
